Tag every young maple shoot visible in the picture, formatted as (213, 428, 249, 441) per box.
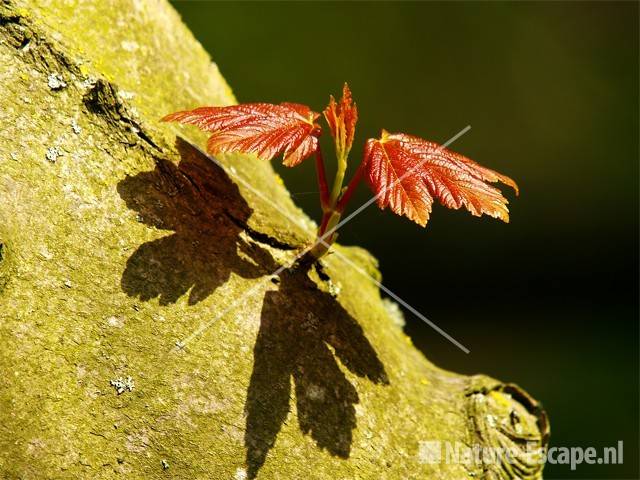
(163, 83, 518, 260)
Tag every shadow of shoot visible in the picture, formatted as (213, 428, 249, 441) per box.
(245, 264, 389, 478)
(117, 138, 388, 478)
(117, 138, 275, 305)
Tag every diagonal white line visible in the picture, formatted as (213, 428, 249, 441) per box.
(177, 127, 471, 353)
(173, 233, 323, 351)
(323, 247, 470, 353)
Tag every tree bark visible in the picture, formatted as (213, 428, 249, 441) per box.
(0, 1, 548, 479)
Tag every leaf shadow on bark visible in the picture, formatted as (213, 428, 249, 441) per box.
(117, 138, 274, 305)
(117, 138, 388, 477)
(245, 264, 389, 479)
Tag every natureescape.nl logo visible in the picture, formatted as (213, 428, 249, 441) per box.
(418, 440, 624, 472)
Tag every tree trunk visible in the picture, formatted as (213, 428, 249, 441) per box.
(0, 1, 548, 478)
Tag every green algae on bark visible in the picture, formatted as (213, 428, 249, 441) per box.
(0, 1, 548, 479)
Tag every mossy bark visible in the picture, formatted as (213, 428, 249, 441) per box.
(0, 1, 549, 479)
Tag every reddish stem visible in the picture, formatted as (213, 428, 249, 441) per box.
(336, 161, 365, 213)
(318, 210, 331, 236)
(315, 148, 330, 212)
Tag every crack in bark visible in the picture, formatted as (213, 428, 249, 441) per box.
(1, 3, 300, 258)
(224, 210, 298, 251)
(1, 3, 79, 80)
(1, 3, 163, 157)
(82, 79, 163, 154)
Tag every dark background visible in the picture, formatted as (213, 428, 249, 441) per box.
(171, 2, 638, 478)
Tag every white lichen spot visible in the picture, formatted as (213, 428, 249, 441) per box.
(106, 316, 125, 328)
(161, 459, 169, 470)
(382, 297, 406, 328)
(306, 383, 325, 401)
(38, 247, 53, 260)
(234, 467, 247, 480)
(80, 76, 97, 89)
(328, 279, 342, 297)
(45, 146, 62, 163)
(486, 414, 496, 428)
(10, 152, 18, 161)
(472, 393, 486, 404)
(110, 376, 135, 395)
(117, 90, 136, 101)
(71, 119, 82, 134)
(47, 72, 67, 90)
(121, 40, 140, 52)
(64, 279, 72, 288)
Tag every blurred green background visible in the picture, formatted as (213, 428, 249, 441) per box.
(171, 2, 638, 478)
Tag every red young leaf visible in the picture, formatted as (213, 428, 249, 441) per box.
(162, 103, 322, 167)
(323, 83, 358, 159)
(363, 131, 519, 227)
